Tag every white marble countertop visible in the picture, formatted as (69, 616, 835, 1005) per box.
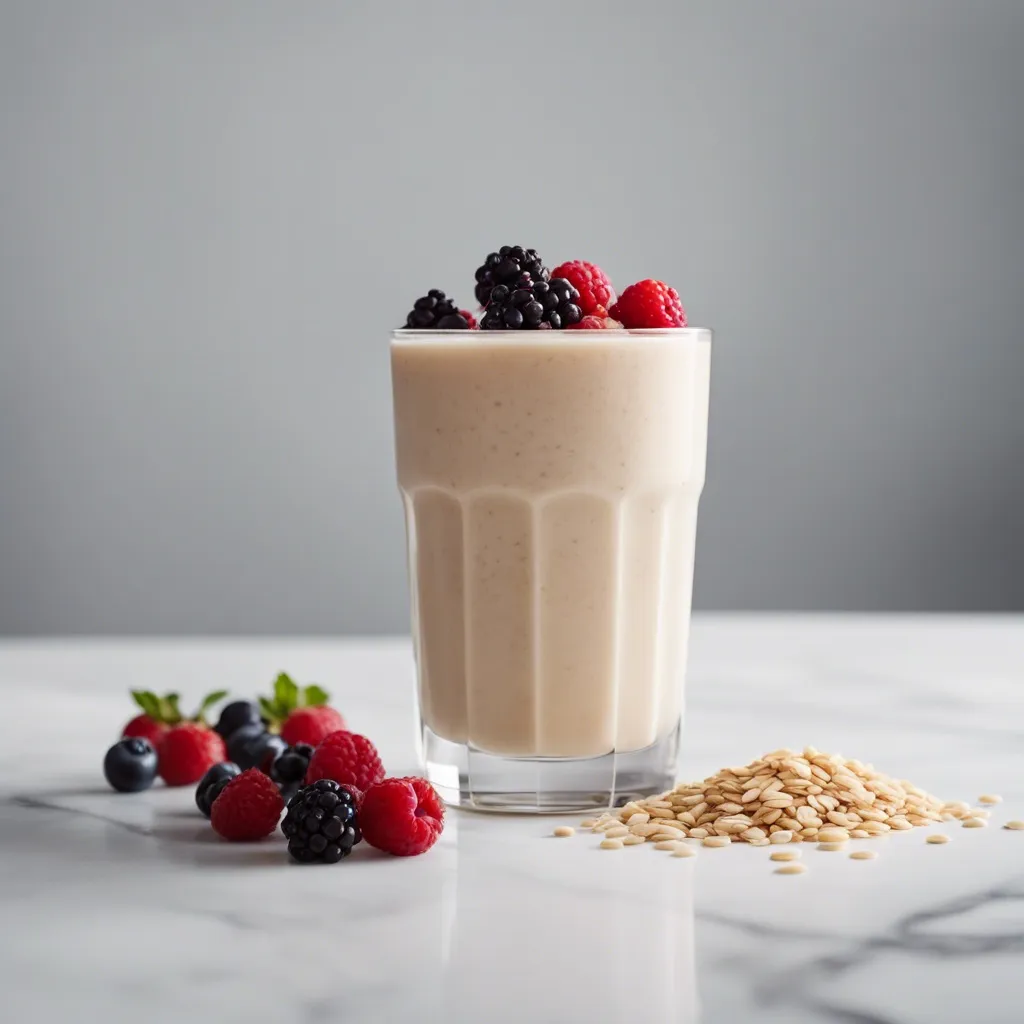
(2, 616, 1023, 1024)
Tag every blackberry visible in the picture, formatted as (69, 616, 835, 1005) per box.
(404, 289, 470, 330)
(270, 743, 314, 785)
(474, 245, 548, 308)
(195, 761, 241, 817)
(479, 276, 583, 330)
(282, 779, 361, 864)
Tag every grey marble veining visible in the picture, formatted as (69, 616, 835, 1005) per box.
(1, 617, 1022, 1023)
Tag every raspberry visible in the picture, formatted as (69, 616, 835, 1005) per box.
(158, 722, 227, 787)
(459, 309, 478, 329)
(568, 315, 606, 330)
(304, 730, 385, 793)
(210, 768, 285, 841)
(360, 777, 444, 856)
(280, 706, 346, 747)
(550, 261, 616, 316)
(609, 279, 687, 329)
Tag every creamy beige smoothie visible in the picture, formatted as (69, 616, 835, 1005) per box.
(392, 329, 711, 773)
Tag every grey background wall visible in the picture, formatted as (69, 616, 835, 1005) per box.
(1, 1, 1022, 635)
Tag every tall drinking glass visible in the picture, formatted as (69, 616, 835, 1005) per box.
(391, 328, 712, 812)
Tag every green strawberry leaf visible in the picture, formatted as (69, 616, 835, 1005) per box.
(131, 690, 162, 719)
(259, 695, 282, 724)
(273, 673, 300, 713)
(193, 689, 229, 723)
(161, 693, 184, 724)
(303, 684, 330, 707)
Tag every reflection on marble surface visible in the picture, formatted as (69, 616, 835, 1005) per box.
(1, 617, 1022, 1023)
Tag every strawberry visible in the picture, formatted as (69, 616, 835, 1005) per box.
(280, 705, 346, 747)
(122, 691, 186, 747)
(159, 722, 227, 787)
(258, 673, 346, 747)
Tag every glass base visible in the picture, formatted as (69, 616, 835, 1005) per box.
(420, 723, 680, 814)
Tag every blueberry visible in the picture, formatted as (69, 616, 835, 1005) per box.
(214, 700, 262, 740)
(271, 743, 314, 785)
(103, 737, 158, 793)
(226, 723, 267, 768)
(250, 733, 288, 774)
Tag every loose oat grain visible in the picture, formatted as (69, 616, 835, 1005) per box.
(926, 834, 950, 844)
(775, 863, 807, 875)
(600, 838, 624, 850)
(770, 850, 800, 862)
(962, 818, 987, 829)
(702, 836, 730, 848)
(849, 850, 877, 861)
(553, 826, 575, 838)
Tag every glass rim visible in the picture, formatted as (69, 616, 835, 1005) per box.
(391, 327, 712, 345)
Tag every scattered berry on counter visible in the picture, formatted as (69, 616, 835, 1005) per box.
(474, 245, 548, 308)
(103, 737, 158, 793)
(609, 279, 687, 329)
(195, 761, 241, 817)
(280, 706, 346, 748)
(210, 768, 285, 841)
(479, 276, 583, 330)
(251, 733, 288, 774)
(226, 723, 268, 770)
(404, 289, 473, 330)
(214, 700, 263, 740)
(122, 692, 178, 748)
(549, 260, 616, 316)
(158, 722, 227, 787)
(270, 743, 315, 786)
(282, 780, 361, 864)
(257, 673, 346, 749)
(304, 730, 385, 793)
(360, 776, 444, 857)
